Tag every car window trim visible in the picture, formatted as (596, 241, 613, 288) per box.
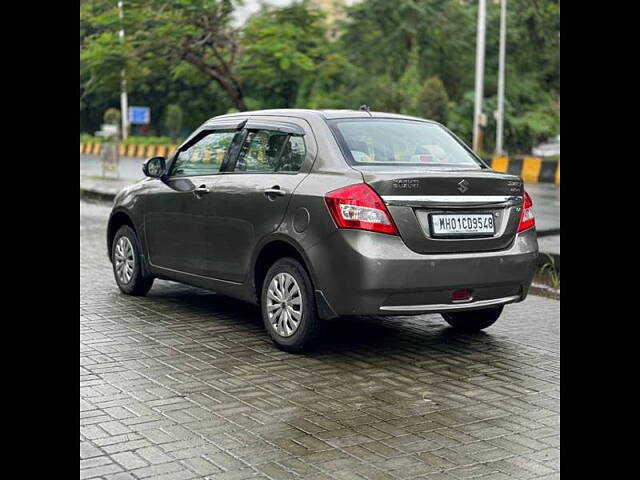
(272, 134, 291, 172)
(244, 119, 305, 136)
(220, 129, 249, 173)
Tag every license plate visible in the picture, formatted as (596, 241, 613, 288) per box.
(430, 213, 495, 237)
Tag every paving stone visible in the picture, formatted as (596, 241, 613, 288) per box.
(80, 200, 560, 480)
(80, 441, 104, 459)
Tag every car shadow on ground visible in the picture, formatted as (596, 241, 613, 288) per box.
(144, 281, 499, 356)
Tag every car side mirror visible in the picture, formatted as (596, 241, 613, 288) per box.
(143, 156, 166, 178)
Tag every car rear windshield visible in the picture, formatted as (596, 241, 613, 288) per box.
(328, 118, 484, 168)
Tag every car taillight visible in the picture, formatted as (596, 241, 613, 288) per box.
(517, 190, 535, 232)
(325, 183, 399, 235)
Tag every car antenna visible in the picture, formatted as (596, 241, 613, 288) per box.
(359, 104, 372, 117)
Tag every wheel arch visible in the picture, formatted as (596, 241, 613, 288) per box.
(251, 235, 318, 302)
(251, 234, 338, 320)
(107, 209, 137, 261)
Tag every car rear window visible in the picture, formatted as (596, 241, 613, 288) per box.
(328, 118, 484, 168)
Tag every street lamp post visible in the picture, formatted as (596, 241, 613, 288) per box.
(118, 1, 129, 140)
(472, 0, 487, 153)
(495, 0, 507, 156)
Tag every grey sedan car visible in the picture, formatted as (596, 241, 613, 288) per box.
(108, 109, 538, 352)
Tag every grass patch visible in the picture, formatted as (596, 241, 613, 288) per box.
(531, 253, 560, 300)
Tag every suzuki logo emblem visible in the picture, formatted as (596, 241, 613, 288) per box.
(457, 179, 469, 193)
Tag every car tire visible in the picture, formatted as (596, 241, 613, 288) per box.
(111, 225, 154, 296)
(261, 257, 322, 353)
(442, 306, 503, 332)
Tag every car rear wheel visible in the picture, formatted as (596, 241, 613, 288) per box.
(261, 257, 321, 353)
(112, 225, 154, 296)
(442, 306, 503, 332)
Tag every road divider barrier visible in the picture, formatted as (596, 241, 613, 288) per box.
(81, 143, 178, 159)
(488, 155, 559, 184)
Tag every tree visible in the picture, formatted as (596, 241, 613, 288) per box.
(397, 46, 422, 114)
(103, 108, 121, 126)
(415, 77, 449, 124)
(239, 1, 329, 108)
(163, 104, 183, 141)
(339, 0, 475, 94)
(138, 0, 247, 110)
(79, 0, 559, 154)
(81, 0, 247, 111)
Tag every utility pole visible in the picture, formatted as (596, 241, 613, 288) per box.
(472, 0, 487, 153)
(118, 1, 129, 140)
(495, 0, 507, 156)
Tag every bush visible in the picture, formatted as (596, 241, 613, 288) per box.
(415, 77, 449, 124)
(80, 134, 180, 145)
(122, 136, 176, 146)
(80, 133, 101, 143)
(103, 108, 121, 126)
(163, 104, 183, 140)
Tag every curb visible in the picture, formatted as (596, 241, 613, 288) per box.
(80, 188, 116, 203)
(536, 228, 560, 237)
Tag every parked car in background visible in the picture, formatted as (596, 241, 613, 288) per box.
(107, 109, 538, 352)
(532, 135, 560, 157)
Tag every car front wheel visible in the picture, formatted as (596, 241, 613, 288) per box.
(111, 225, 154, 296)
(261, 257, 321, 353)
(442, 306, 503, 332)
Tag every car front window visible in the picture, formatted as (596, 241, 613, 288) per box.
(171, 130, 236, 177)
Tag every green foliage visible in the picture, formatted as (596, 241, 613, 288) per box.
(240, 1, 328, 108)
(163, 104, 183, 140)
(122, 136, 176, 146)
(540, 254, 560, 289)
(397, 47, 422, 114)
(81, 132, 102, 143)
(299, 53, 360, 109)
(80, 0, 559, 155)
(80, 134, 179, 146)
(103, 108, 121, 125)
(447, 91, 475, 145)
(414, 77, 449, 124)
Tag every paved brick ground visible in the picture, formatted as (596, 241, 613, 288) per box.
(81, 200, 560, 480)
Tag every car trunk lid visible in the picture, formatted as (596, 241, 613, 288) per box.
(356, 167, 524, 253)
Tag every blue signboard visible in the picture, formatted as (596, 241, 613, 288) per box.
(128, 106, 151, 125)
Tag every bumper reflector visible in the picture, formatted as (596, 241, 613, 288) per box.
(451, 289, 472, 302)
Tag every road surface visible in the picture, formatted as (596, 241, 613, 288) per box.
(81, 199, 559, 480)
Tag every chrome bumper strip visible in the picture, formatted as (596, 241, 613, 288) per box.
(379, 295, 520, 313)
(382, 195, 522, 208)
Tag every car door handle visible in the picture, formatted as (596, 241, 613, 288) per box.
(193, 185, 210, 197)
(263, 187, 287, 197)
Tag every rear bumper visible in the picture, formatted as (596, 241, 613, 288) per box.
(307, 228, 538, 317)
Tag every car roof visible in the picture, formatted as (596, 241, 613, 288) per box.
(208, 108, 440, 124)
